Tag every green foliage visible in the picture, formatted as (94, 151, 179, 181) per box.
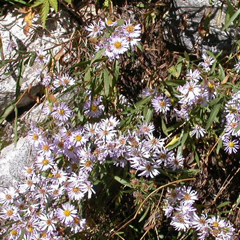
(32, 0, 71, 27)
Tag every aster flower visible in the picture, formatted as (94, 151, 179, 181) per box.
(27, 126, 44, 147)
(71, 217, 87, 233)
(122, 20, 141, 38)
(179, 186, 198, 204)
(151, 94, 171, 114)
(53, 74, 76, 90)
(66, 183, 84, 201)
(186, 69, 202, 82)
(198, 53, 215, 72)
(170, 212, 191, 231)
(37, 139, 53, 157)
(0, 186, 18, 205)
(104, 18, 117, 27)
(1, 205, 19, 221)
(35, 155, 54, 171)
(109, 36, 129, 56)
(38, 212, 57, 233)
(141, 87, 157, 97)
(177, 81, 202, 105)
(137, 161, 160, 178)
(234, 57, 240, 73)
(83, 99, 105, 118)
(190, 125, 206, 139)
(70, 129, 87, 147)
(57, 203, 78, 225)
(138, 123, 155, 137)
(81, 181, 96, 199)
(223, 138, 240, 154)
(167, 153, 184, 171)
(85, 20, 105, 38)
(52, 103, 72, 122)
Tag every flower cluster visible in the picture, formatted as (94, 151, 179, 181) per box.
(86, 18, 141, 61)
(222, 91, 240, 154)
(163, 186, 235, 239)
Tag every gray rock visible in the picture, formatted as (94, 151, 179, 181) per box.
(0, 137, 35, 189)
(163, 0, 238, 54)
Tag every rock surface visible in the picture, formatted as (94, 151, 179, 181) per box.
(0, 137, 35, 189)
(163, 0, 237, 54)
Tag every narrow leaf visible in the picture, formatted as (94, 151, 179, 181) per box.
(114, 176, 131, 188)
(103, 68, 110, 96)
(206, 103, 221, 129)
(223, 8, 240, 30)
(41, 0, 50, 28)
(217, 201, 231, 208)
(48, 0, 58, 13)
(31, 0, 45, 8)
(0, 104, 15, 124)
(135, 95, 152, 108)
(90, 48, 106, 66)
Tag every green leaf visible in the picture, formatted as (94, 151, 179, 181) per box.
(181, 131, 189, 148)
(84, 68, 91, 83)
(114, 176, 131, 188)
(14, 107, 18, 146)
(217, 201, 231, 208)
(139, 205, 150, 222)
(144, 108, 153, 123)
(206, 103, 221, 130)
(90, 48, 106, 66)
(161, 118, 168, 136)
(223, 8, 240, 30)
(32, 0, 45, 8)
(168, 66, 179, 78)
(48, 0, 58, 12)
(103, 68, 111, 96)
(216, 138, 223, 154)
(64, 0, 71, 3)
(134, 95, 152, 108)
(165, 80, 185, 86)
(41, 0, 50, 28)
(225, 0, 235, 27)
(0, 103, 15, 124)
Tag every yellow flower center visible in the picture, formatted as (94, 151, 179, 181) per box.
(208, 83, 213, 88)
(159, 101, 166, 107)
(42, 159, 49, 165)
(73, 187, 80, 193)
(28, 227, 33, 233)
(126, 25, 134, 33)
(7, 210, 13, 216)
(68, 146, 74, 152)
(114, 41, 122, 49)
(32, 134, 39, 140)
(91, 105, 98, 111)
(42, 145, 49, 151)
(58, 109, 65, 115)
(63, 78, 69, 84)
(213, 221, 219, 227)
(6, 194, 12, 200)
(75, 135, 82, 141)
(64, 210, 71, 216)
(229, 142, 235, 147)
(85, 160, 92, 167)
(11, 230, 18, 236)
(107, 19, 113, 25)
(26, 168, 33, 174)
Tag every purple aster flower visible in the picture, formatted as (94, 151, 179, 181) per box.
(57, 203, 78, 225)
(223, 138, 240, 154)
(190, 125, 206, 139)
(151, 94, 171, 114)
(52, 103, 72, 122)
